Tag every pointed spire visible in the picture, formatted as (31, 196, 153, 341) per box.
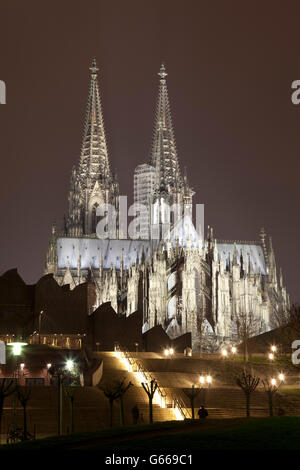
(78, 59, 112, 189)
(150, 63, 183, 194)
(89, 58, 99, 76)
(233, 243, 238, 265)
(279, 267, 283, 288)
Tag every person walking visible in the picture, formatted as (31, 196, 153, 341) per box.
(197, 405, 208, 419)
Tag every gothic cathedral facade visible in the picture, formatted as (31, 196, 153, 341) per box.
(45, 60, 290, 351)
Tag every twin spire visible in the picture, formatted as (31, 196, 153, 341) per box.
(78, 58, 112, 190)
(150, 63, 183, 194)
(77, 60, 188, 199)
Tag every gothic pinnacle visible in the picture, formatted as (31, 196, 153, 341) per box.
(158, 63, 167, 80)
(89, 58, 99, 76)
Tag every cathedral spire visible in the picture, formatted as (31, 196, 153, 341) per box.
(78, 58, 112, 189)
(150, 63, 183, 193)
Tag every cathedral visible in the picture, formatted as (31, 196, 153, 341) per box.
(45, 59, 290, 351)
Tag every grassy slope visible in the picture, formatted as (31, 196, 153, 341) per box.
(1, 417, 300, 451)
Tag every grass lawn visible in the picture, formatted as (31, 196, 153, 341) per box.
(1, 417, 300, 452)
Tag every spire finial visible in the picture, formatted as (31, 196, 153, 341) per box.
(90, 58, 99, 76)
(158, 63, 167, 79)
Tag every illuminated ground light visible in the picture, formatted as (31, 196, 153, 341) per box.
(8, 342, 27, 356)
(173, 406, 184, 420)
(114, 350, 186, 418)
(66, 359, 74, 371)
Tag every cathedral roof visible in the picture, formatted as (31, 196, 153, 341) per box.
(216, 242, 267, 274)
(57, 238, 151, 270)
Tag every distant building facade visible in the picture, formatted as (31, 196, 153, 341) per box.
(45, 60, 290, 351)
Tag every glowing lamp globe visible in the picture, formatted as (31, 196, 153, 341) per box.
(8, 342, 27, 356)
(66, 359, 74, 371)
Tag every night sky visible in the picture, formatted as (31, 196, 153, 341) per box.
(0, 1, 299, 302)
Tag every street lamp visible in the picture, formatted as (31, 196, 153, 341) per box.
(268, 353, 274, 361)
(164, 347, 174, 357)
(199, 374, 213, 407)
(221, 349, 227, 358)
(231, 346, 237, 354)
(278, 373, 285, 382)
(39, 310, 43, 345)
(8, 341, 28, 357)
(271, 345, 277, 353)
(66, 359, 74, 371)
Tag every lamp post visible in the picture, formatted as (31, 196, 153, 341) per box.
(38, 311, 43, 345)
(55, 359, 75, 436)
(7, 341, 28, 434)
(199, 374, 213, 407)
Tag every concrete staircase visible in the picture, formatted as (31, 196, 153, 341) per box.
(2, 352, 300, 442)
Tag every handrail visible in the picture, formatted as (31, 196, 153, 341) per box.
(115, 344, 187, 420)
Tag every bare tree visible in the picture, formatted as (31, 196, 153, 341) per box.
(269, 303, 300, 352)
(262, 377, 283, 417)
(99, 382, 122, 427)
(16, 386, 31, 440)
(115, 379, 133, 426)
(234, 310, 259, 362)
(236, 370, 260, 418)
(182, 385, 201, 419)
(0, 379, 16, 436)
(141, 379, 158, 424)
